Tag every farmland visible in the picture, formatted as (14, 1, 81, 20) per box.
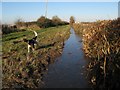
(2, 1, 119, 89)
(2, 25, 70, 88)
(2, 17, 120, 89)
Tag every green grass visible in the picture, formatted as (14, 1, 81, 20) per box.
(2, 25, 70, 88)
(3, 25, 70, 54)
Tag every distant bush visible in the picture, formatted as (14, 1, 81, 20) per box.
(52, 16, 62, 26)
(2, 16, 69, 34)
(70, 16, 75, 27)
(15, 19, 27, 29)
(2, 24, 19, 34)
(37, 16, 53, 28)
(37, 16, 69, 28)
(2, 25, 18, 34)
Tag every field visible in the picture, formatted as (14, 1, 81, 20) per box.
(2, 18, 120, 89)
(2, 25, 70, 88)
(73, 18, 120, 88)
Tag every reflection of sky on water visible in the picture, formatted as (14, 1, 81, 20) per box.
(43, 28, 90, 88)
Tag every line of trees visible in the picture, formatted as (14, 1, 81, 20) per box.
(15, 16, 69, 29)
(37, 16, 69, 28)
(2, 16, 71, 34)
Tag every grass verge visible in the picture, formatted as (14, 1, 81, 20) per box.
(2, 25, 70, 88)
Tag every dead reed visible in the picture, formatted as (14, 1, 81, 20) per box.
(73, 18, 120, 88)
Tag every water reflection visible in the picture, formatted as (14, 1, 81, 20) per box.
(42, 28, 90, 88)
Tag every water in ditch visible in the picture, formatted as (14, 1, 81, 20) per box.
(42, 28, 90, 88)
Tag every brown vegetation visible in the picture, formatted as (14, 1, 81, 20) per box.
(69, 16, 75, 27)
(37, 16, 69, 28)
(2, 25, 70, 88)
(73, 18, 120, 88)
(2, 24, 20, 34)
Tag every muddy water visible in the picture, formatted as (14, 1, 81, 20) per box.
(42, 28, 90, 88)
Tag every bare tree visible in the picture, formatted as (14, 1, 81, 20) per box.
(70, 16, 75, 26)
(52, 16, 61, 26)
(15, 18, 25, 28)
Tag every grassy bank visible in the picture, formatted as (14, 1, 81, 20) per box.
(73, 18, 120, 88)
(2, 25, 70, 88)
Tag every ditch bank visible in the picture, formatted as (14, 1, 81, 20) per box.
(42, 28, 90, 88)
(73, 18, 120, 88)
(2, 25, 70, 88)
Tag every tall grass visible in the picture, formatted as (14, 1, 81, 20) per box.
(73, 18, 120, 88)
(2, 25, 70, 88)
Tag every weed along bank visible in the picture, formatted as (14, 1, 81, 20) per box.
(73, 18, 120, 88)
(2, 2, 119, 89)
(2, 25, 70, 88)
(42, 28, 90, 88)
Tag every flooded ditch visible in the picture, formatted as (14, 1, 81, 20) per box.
(42, 28, 90, 88)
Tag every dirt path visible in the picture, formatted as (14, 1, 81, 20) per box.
(42, 28, 90, 88)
